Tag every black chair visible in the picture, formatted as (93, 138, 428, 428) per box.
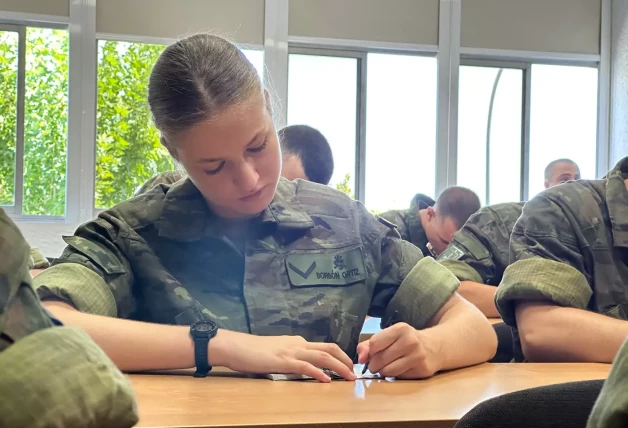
(489, 322, 515, 363)
(455, 380, 605, 428)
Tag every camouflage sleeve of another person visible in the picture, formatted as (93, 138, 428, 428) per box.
(437, 208, 511, 285)
(360, 204, 460, 329)
(496, 194, 591, 327)
(32, 212, 136, 318)
(0, 208, 138, 428)
(587, 338, 628, 428)
(378, 209, 410, 242)
(135, 170, 187, 196)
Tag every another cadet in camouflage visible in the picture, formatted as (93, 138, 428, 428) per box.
(134, 169, 187, 196)
(379, 193, 436, 257)
(587, 338, 628, 428)
(497, 157, 628, 359)
(438, 202, 524, 285)
(0, 208, 138, 427)
(33, 178, 460, 359)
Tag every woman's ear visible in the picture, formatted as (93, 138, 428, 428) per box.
(161, 136, 179, 161)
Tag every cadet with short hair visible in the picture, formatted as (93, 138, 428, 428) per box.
(438, 202, 524, 317)
(380, 187, 481, 258)
(0, 208, 138, 427)
(34, 33, 496, 382)
(544, 158, 581, 189)
(279, 124, 334, 185)
(496, 157, 628, 363)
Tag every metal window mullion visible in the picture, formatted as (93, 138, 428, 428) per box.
(596, 0, 611, 178)
(355, 52, 367, 204)
(14, 26, 26, 216)
(521, 65, 532, 201)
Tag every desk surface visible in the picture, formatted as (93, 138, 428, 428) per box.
(131, 363, 609, 428)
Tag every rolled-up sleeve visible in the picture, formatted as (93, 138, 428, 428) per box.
(496, 194, 592, 327)
(33, 214, 136, 318)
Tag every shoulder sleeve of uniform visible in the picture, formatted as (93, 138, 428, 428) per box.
(496, 193, 592, 327)
(379, 210, 409, 241)
(33, 213, 136, 318)
(587, 338, 628, 428)
(0, 327, 138, 427)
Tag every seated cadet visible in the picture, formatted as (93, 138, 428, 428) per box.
(380, 187, 481, 258)
(587, 338, 628, 428)
(278, 124, 334, 185)
(135, 125, 334, 196)
(437, 202, 524, 318)
(34, 33, 496, 383)
(544, 158, 581, 189)
(496, 157, 628, 363)
(0, 208, 138, 427)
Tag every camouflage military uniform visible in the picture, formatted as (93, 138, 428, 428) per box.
(33, 179, 459, 359)
(587, 338, 628, 428)
(29, 247, 49, 270)
(379, 193, 435, 257)
(0, 209, 138, 427)
(496, 157, 628, 359)
(438, 202, 524, 285)
(134, 170, 187, 196)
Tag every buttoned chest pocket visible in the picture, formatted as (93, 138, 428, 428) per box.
(283, 246, 369, 357)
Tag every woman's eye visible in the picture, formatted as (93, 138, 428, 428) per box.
(204, 162, 225, 175)
(248, 140, 267, 153)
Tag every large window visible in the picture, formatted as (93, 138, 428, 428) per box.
(95, 42, 265, 209)
(287, 53, 359, 196)
(0, 27, 69, 216)
(365, 53, 437, 213)
(528, 64, 598, 198)
(458, 65, 523, 205)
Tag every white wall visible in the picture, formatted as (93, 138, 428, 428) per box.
(611, 0, 628, 166)
(17, 222, 79, 257)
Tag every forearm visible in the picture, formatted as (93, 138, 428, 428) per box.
(42, 300, 232, 372)
(516, 302, 628, 363)
(458, 281, 499, 318)
(424, 294, 497, 371)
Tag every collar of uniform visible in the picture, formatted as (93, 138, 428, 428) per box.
(158, 178, 213, 241)
(605, 157, 628, 247)
(406, 208, 430, 255)
(258, 179, 315, 231)
(409, 193, 436, 210)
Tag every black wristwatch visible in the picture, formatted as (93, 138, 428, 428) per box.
(189, 320, 218, 378)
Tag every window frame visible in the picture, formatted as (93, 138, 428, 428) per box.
(460, 57, 600, 203)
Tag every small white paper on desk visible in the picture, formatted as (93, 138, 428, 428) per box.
(264, 364, 381, 381)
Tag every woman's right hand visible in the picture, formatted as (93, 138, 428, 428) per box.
(211, 330, 356, 382)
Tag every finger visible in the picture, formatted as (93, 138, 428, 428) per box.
(368, 323, 408, 355)
(366, 340, 407, 374)
(309, 342, 354, 372)
(356, 341, 370, 364)
(298, 349, 357, 381)
(289, 360, 332, 383)
(375, 355, 417, 378)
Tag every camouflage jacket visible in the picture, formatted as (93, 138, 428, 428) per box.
(437, 202, 524, 285)
(134, 170, 187, 196)
(379, 193, 435, 257)
(587, 338, 628, 428)
(33, 179, 459, 358)
(496, 157, 628, 358)
(0, 209, 137, 427)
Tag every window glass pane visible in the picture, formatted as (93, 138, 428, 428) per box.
(23, 27, 69, 216)
(365, 53, 437, 214)
(287, 54, 358, 196)
(528, 64, 598, 198)
(458, 66, 523, 206)
(95, 44, 264, 209)
(0, 31, 19, 207)
(242, 48, 264, 80)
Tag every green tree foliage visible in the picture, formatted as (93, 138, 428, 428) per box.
(23, 28, 69, 216)
(95, 41, 173, 208)
(0, 31, 18, 206)
(335, 173, 354, 198)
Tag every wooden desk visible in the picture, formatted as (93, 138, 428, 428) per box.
(359, 317, 504, 342)
(131, 363, 610, 428)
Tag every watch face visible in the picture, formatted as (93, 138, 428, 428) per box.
(195, 323, 213, 332)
